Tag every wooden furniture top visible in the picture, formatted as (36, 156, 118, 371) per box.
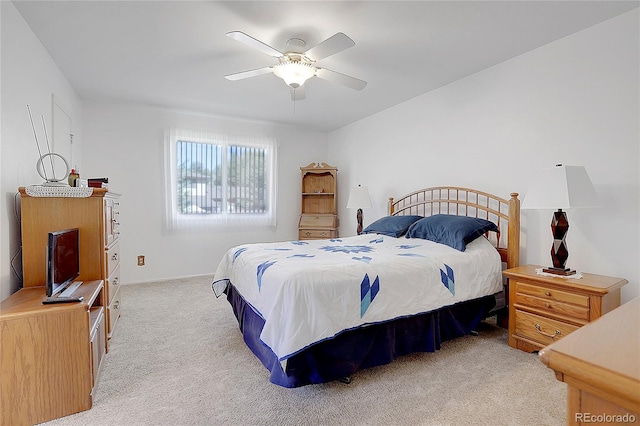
(539, 297, 640, 413)
(503, 265, 629, 295)
(0, 280, 103, 319)
(300, 162, 337, 172)
(387, 186, 520, 269)
(18, 187, 120, 198)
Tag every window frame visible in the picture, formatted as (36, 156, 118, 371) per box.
(164, 127, 277, 230)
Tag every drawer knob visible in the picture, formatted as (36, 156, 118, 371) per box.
(545, 291, 551, 297)
(545, 302, 551, 308)
(535, 323, 561, 339)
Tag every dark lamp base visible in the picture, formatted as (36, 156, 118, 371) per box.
(542, 267, 577, 276)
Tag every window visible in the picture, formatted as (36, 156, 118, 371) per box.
(164, 128, 277, 230)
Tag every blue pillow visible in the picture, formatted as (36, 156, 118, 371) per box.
(361, 215, 423, 237)
(405, 214, 498, 251)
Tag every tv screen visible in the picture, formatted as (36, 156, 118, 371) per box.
(46, 228, 80, 297)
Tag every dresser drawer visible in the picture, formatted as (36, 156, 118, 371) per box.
(515, 309, 578, 347)
(299, 229, 337, 240)
(105, 242, 120, 278)
(108, 285, 121, 338)
(106, 264, 121, 305)
(104, 197, 121, 246)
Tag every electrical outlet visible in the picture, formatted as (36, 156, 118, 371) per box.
(137, 255, 145, 266)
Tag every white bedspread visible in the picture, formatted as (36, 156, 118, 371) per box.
(213, 234, 502, 362)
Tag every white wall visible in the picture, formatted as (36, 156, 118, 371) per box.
(329, 10, 639, 303)
(81, 101, 327, 283)
(0, 2, 83, 301)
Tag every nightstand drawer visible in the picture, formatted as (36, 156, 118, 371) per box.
(516, 282, 589, 307)
(514, 293, 590, 322)
(515, 309, 578, 347)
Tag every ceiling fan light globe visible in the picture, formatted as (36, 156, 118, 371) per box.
(273, 61, 316, 88)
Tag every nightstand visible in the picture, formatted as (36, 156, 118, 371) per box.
(503, 265, 628, 353)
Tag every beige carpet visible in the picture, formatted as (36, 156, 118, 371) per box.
(41, 275, 565, 426)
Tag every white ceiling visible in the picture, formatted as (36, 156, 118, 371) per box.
(13, 1, 639, 132)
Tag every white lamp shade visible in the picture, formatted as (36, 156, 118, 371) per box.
(273, 61, 316, 88)
(521, 165, 600, 210)
(346, 185, 372, 209)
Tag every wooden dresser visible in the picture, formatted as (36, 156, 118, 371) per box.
(0, 280, 106, 425)
(298, 163, 338, 240)
(19, 187, 122, 339)
(503, 265, 627, 353)
(540, 297, 640, 425)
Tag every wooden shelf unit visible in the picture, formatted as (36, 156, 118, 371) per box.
(0, 280, 106, 425)
(298, 163, 338, 240)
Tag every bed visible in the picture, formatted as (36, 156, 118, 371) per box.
(212, 187, 520, 387)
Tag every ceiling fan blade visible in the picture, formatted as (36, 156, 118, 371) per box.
(315, 68, 367, 91)
(290, 86, 306, 101)
(226, 31, 283, 57)
(305, 33, 355, 61)
(225, 67, 274, 81)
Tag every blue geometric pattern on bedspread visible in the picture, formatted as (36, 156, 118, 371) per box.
(440, 264, 455, 295)
(360, 273, 380, 317)
(257, 261, 276, 291)
(352, 256, 372, 263)
(321, 245, 374, 254)
(397, 244, 420, 249)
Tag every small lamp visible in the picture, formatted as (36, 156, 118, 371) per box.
(346, 185, 372, 235)
(522, 164, 600, 275)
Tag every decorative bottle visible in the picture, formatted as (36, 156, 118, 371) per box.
(68, 168, 79, 187)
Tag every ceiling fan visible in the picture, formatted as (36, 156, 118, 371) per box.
(224, 31, 367, 100)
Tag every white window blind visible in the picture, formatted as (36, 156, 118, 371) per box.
(164, 127, 277, 230)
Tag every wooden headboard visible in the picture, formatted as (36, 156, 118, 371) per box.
(388, 186, 520, 269)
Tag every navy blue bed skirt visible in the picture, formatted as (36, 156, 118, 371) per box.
(224, 283, 496, 388)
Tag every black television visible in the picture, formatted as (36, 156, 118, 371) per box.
(46, 228, 80, 297)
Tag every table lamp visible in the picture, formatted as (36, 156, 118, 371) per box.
(346, 185, 372, 235)
(522, 164, 600, 275)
